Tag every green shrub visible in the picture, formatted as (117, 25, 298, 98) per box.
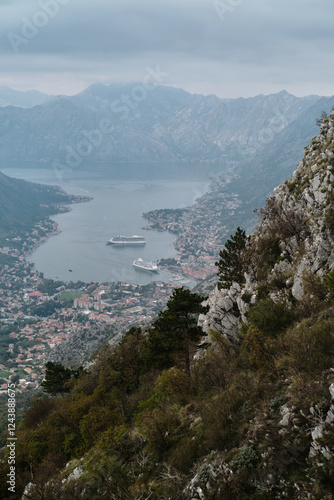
(168, 436, 202, 473)
(254, 235, 281, 281)
(324, 270, 334, 298)
(269, 396, 286, 411)
(283, 319, 334, 376)
(246, 298, 295, 337)
(231, 445, 257, 470)
(241, 292, 253, 304)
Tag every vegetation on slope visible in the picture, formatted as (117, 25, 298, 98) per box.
(0, 171, 85, 244)
(0, 272, 334, 499)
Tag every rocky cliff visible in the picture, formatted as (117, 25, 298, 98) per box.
(199, 110, 334, 340)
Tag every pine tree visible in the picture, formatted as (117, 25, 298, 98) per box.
(215, 227, 247, 289)
(148, 287, 208, 376)
(41, 362, 81, 396)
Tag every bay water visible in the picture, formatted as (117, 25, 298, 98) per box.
(1, 161, 225, 284)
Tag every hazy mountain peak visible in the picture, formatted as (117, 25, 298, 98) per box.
(0, 86, 54, 108)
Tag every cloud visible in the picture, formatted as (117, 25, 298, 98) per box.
(0, 0, 333, 97)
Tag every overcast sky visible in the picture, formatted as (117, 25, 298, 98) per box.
(0, 0, 333, 98)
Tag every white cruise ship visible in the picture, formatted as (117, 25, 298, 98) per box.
(106, 235, 146, 245)
(132, 258, 159, 272)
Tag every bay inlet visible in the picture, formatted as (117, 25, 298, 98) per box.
(2, 161, 224, 284)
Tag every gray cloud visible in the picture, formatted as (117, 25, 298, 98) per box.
(0, 0, 333, 97)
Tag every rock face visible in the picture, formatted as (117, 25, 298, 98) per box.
(198, 282, 251, 340)
(200, 112, 334, 340)
(309, 384, 334, 460)
(270, 116, 334, 296)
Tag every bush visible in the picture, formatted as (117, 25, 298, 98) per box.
(296, 271, 328, 318)
(243, 325, 275, 374)
(246, 298, 295, 337)
(231, 445, 257, 470)
(282, 318, 334, 376)
(259, 196, 310, 242)
(324, 270, 334, 298)
(168, 436, 202, 473)
(252, 234, 281, 281)
(241, 292, 252, 304)
(157, 368, 191, 405)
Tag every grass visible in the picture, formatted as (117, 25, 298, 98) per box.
(57, 291, 83, 301)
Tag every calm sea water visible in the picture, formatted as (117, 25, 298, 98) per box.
(1, 161, 225, 284)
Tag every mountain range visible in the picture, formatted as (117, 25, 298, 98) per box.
(0, 84, 333, 171)
(0, 86, 53, 109)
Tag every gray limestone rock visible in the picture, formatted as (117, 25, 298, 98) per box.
(330, 383, 334, 400)
(198, 113, 334, 343)
(292, 260, 308, 300)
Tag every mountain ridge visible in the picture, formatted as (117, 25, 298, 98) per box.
(0, 85, 333, 165)
(0, 86, 54, 108)
(200, 108, 334, 341)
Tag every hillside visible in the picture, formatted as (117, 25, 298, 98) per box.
(200, 108, 334, 339)
(2, 113, 334, 499)
(0, 171, 87, 241)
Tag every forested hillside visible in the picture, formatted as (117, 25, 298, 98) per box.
(0, 171, 87, 240)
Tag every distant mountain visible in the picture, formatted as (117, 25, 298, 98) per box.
(222, 95, 334, 230)
(0, 86, 53, 108)
(0, 84, 333, 167)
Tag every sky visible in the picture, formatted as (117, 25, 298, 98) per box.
(0, 0, 333, 98)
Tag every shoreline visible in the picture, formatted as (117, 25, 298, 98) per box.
(22, 194, 93, 259)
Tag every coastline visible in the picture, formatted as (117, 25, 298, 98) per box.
(22, 194, 93, 258)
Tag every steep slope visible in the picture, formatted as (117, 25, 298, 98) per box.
(200, 109, 334, 341)
(0, 171, 84, 235)
(209, 95, 334, 237)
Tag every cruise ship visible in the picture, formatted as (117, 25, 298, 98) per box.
(133, 258, 159, 272)
(106, 235, 146, 245)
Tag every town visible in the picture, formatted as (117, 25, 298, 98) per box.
(144, 173, 242, 279)
(0, 219, 177, 397)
